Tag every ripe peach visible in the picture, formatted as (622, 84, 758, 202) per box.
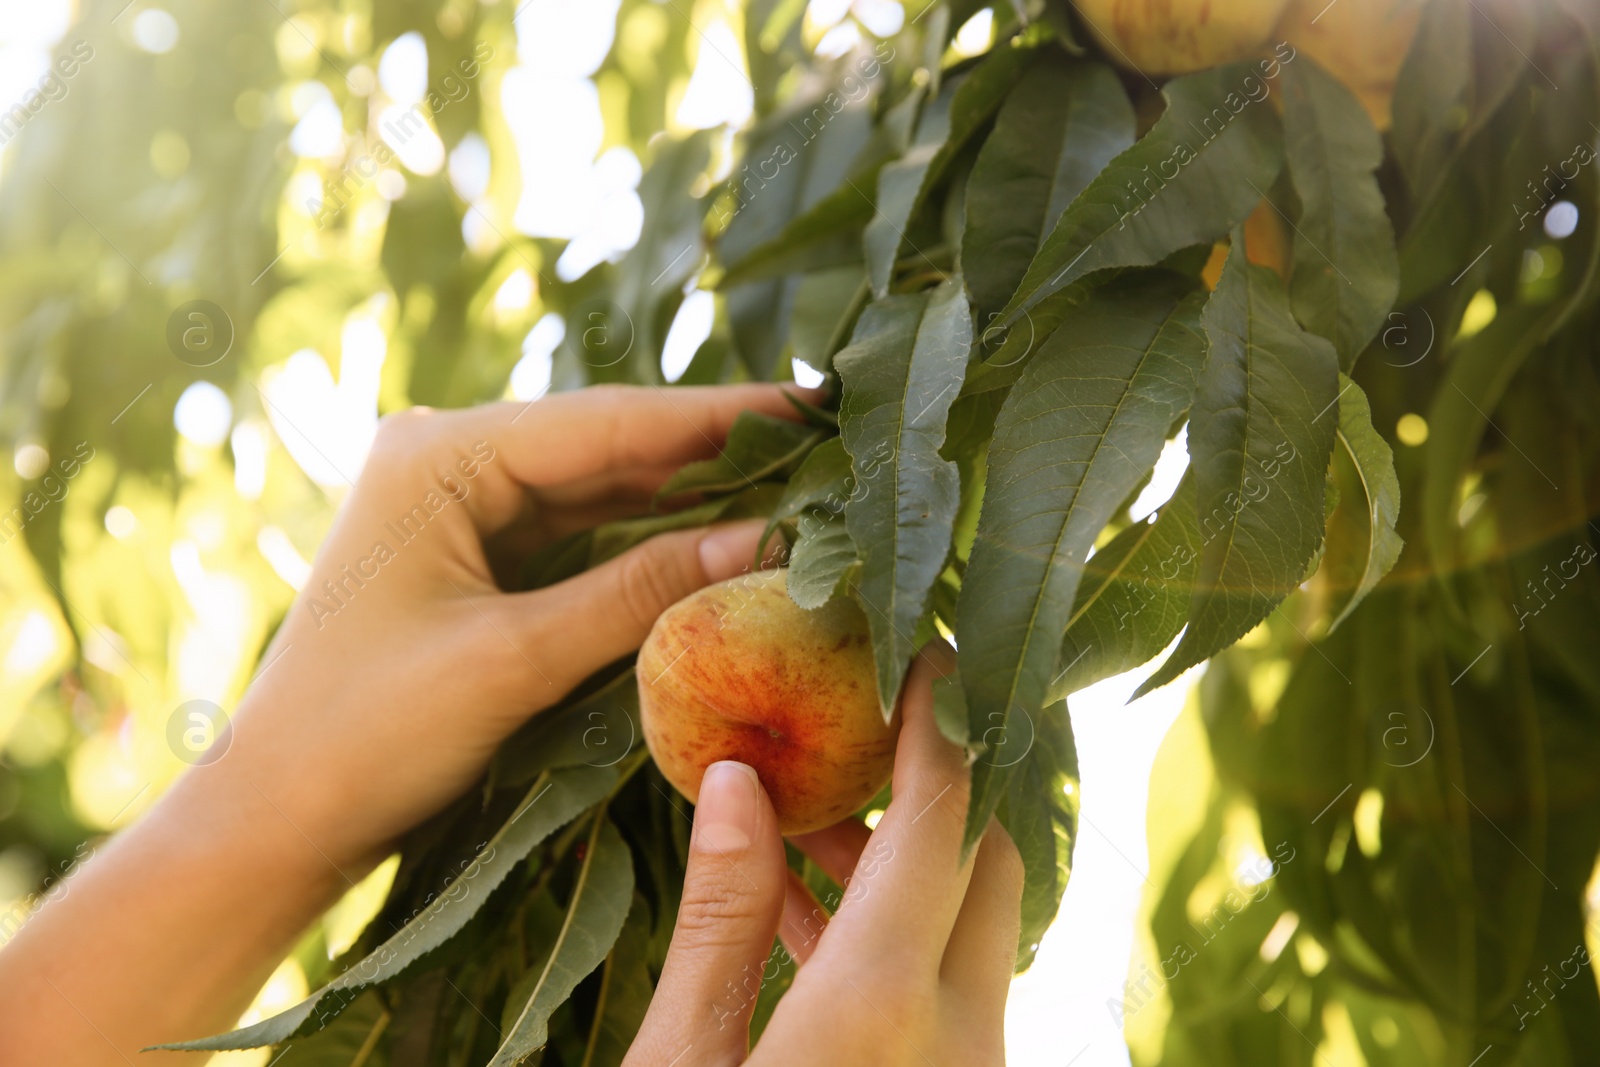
(1075, 0, 1290, 75)
(1201, 198, 1290, 289)
(1276, 0, 1421, 130)
(637, 569, 899, 835)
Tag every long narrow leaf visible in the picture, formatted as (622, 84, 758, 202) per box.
(864, 42, 1035, 296)
(838, 276, 973, 716)
(1137, 240, 1339, 696)
(956, 271, 1207, 850)
(579, 896, 654, 1067)
(490, 816, 635, 1067)
(158, 766, 616, 1052)
(1324, 375, 1403, 632)
(1050, 477, 1200, 701)
(995, 62, 1285, 327)
(1282, 57, 1399, 369)
(962, 57, 1134, 316)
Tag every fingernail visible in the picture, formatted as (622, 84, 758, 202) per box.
(698, 521, 766, 583)
(695, 761, 759, 854)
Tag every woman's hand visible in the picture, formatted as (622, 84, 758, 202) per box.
(224, 383, 805, 871)
(623, 644, 1025, 1067)
(0, 384, 807, 1065)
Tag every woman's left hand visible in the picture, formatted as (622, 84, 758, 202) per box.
(226, 383, 805, 871)
(0, 383, 808, 1065)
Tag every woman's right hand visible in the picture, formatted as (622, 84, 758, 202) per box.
(622, 643, 1025, 1067)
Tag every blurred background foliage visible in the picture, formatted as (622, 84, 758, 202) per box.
(4, 0, 1600, 1065)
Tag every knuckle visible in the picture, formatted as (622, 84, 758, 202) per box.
(369, 409, 434, 467)
(673, 873, 766, 949)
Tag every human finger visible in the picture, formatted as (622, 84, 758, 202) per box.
(488, 384, 821, 491)
(939, 818, 1024, 1030)
(484, 520, 769, 705)
(622, 762, 786, 1067)
(814, 643, 976, 974)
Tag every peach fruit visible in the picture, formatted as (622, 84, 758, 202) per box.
(637, 569, 899, 835)
(1276, 0, 1422, 131)
(1075, 0, 1291, 75)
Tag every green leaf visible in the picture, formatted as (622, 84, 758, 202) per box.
(159, 766, 617, 1052)
(960, 277, 1102, 397)
(490, 816, 635, 1067)
(956, 271, 1207, 850)
(267, 991, 389, 1067)
(592, 499, 729, 563)
(723, 88, 878, 378)
(717, 184, 877, 288)
(837, 276, 973, 715)
(492, 670, 642, 789)
(1392, 0, 1533, 210)
(1280, 58, 1399, 370)
(589, 483, 785, 566)
(654, 411, 823, 501)
(995, 62, 1286, 327)
(932, 672, 971, 748)
(1137, 240, 1340, 697)
(1323, 376, 1403, 632)
(962, 57, 1135, 316)
(934, 35, 1040, 163)
(1391, 1, 1540, 303)
(578, 897, 654, 1067)
(761, 438, 864, 601)
(790, 265, 869, 373)
(1050, 477, 1200, 701)
(761, 435, 850, 570)
(612, 133, 715, 382)
(762, 437, 851, 541)
(864, 41, 1037, 296)
(787, 510, 859, 609)
(995, 699, 1077, 972)
(720, 93, 878, 268)
(864, 82, 957, 299)
(727, 279, 800, 382)
(1390, 0, 1474, 201)
(1497, 375, 1600, 702)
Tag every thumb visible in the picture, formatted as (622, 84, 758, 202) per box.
(624, 762, 787, 1067)
(498, 519, 769, 698)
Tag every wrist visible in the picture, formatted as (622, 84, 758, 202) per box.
(156, 751, 371, 912)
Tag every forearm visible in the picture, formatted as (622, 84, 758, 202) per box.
(0, 760, 363, 1064)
